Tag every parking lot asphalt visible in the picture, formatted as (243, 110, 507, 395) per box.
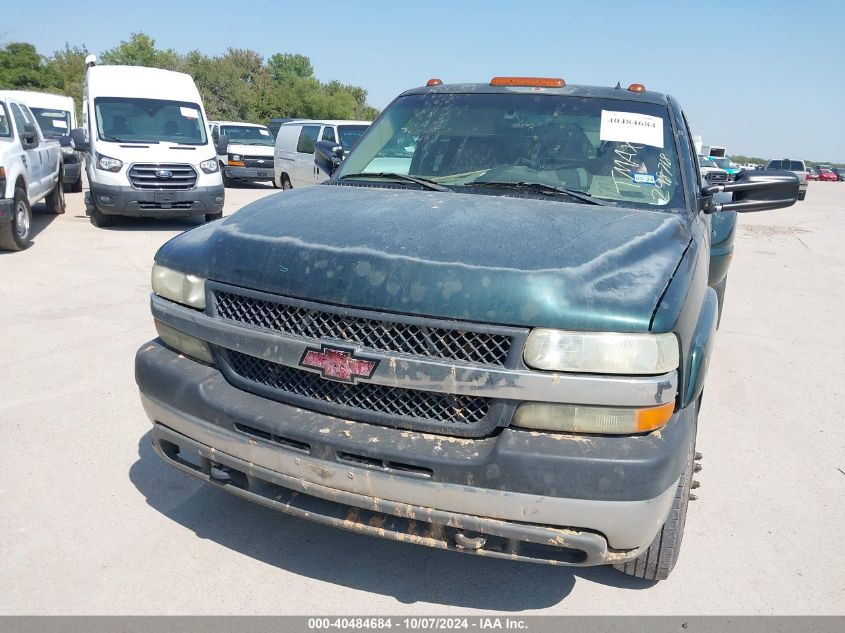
(1, 181, 843, 615)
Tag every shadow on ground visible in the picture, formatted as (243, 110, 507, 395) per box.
(129, 431, 655, 610)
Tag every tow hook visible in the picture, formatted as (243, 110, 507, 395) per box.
(209, 463, 232, 482)
(454, 532, 486, 550)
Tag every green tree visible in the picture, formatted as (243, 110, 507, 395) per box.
(268, 53, 314, 81)
(100, 33, 180, 69)
(0, 42, 58, 89)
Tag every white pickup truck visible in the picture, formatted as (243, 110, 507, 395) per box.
(0, 91, 65, 250)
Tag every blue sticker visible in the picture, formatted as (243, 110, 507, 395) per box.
(631, 172, 657, 184)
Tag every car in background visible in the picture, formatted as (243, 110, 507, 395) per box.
(807, 168, 819, 181)
(708, 156, 742, 180)
(4, 90, 83, 193)
(816, 167, 838, 182)
(831, 166, 845, 181)
(765, 158, 808, 200)
(210, 121, 276, 188)
(698, 155, 728, 185)
(273, 119, 370, 189)
(0, 91, 65, 250)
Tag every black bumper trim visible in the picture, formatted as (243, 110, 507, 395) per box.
(153, 422, 639, 567)
(89, 182, 224, 216)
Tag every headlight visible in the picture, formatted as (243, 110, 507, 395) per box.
(154, 319, 214, 364)
(96, 153, 123, 172)
(512, 401, 674, 434)
(199, 158, 219, 174)
(229, 154, 242, 162)
(523, 329, 679, 375)
(151, 263, 206, 309)
(61, 146, 75, 156)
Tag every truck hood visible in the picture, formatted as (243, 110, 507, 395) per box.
(156, 185, 692, 332)
(95, 141, 216, 165)
(226, 143, 274, 157)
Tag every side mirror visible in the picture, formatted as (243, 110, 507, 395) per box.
(216, 134, 230, 155)
(70, 128, 89, 152)
(702, 170, 799, 213)
(21, 122, 38, 147)
(314, 140, 344, 177)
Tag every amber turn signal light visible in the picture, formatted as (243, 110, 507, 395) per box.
(490, 77, 565, 88)
(628, 83, 647, 92)
(426, 78, 443, 86)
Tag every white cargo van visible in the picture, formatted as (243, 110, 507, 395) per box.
(273, 119, 370, 189)
(209, 120, 275, 187)
(70, 56, 224, 227)
(4, 90, 83, 193)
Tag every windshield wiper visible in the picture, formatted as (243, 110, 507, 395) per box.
(467, 181, 612, 205)
(101, 134, 159, 144)
(339, 172, 451, 192)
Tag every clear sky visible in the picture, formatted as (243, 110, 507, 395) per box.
(4, 0, 844, 161)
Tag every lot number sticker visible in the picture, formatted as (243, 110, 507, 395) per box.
(53, 120, 68, 129)
(600, 110, 664, 148)
(180, 107, 199, 119)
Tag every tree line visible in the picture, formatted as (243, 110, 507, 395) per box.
(0, 33, 379, 124)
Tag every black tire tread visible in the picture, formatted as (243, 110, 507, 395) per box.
(0, 188, 32, 251)
(613, 418, 696, 581)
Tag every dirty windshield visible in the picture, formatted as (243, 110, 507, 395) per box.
(95, 97, 208, 145)
(221, 125, 274, 146)
(338, 92, 684, 209)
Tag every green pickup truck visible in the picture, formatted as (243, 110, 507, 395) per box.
(136, 77, 798, 580)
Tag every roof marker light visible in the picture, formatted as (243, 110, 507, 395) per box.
(490, 77, 565, 88)
(426, 78, 443, 86)
(628, 83, 646, 92)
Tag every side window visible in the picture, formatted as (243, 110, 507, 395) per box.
(321, 126, 336, 142)
(0, 103, 11, 138)
(10, 103, 29, 137)
(211, 125, 219, 144)
(296, 125, 320, 154)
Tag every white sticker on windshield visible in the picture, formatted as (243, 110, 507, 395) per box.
(180, 107, 199, 119)
(599, 110, 663, 148)
(52, 120, 68, 128)
(259, 129, 270, 136)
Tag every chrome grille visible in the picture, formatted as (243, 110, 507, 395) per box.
(226, 350, 491, 427)
(214, 291, 512, 367)
(128, 163, 197, 190)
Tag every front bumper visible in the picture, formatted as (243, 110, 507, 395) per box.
(0, 198, 13, 223)
(136, 341, 692, 565)
(89, 183, 225, 217)
(223, 165, 274, 181)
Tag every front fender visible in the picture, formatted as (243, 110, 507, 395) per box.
(684, 287, 718, 407)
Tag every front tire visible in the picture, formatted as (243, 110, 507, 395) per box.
(86, 192, 113, 228)
(70, 175, 83, 193)
(798, 190, 806, 201)
(714, 276, 727, 329)
(0, 187, 33, 250)
(281, 175, 292, 190)
(221, 166, 234, 188)
(205, 212, 223, 223)
(614, 409, 698, 581)
(45, 174, 66, 215)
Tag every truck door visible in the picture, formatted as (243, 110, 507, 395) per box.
(293, 124, 321, 188)
(9, 103, 45, 199)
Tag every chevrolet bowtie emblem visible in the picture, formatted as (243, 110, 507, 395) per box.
(300, 346, 379, 383)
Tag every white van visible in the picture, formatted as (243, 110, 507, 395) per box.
(208, 120, 275, 187)
(70, 57, 224, 227)
(4, 90, 83, 193)
(273, 119, 370, 189)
